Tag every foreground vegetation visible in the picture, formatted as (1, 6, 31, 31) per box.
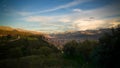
(0, 26, 120, 68)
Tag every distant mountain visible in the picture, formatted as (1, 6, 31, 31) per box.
(50, 29, 111, 41)
(0, 26, 112, 41)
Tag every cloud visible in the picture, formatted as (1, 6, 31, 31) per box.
(71, 3, 120, 19)
(59, 18, 71, 23)
(73, 20, 108, 30)
(36, 0, 83, 13)
(17, 12, 32, 16)
(107, 17, 120, 27)
(84, 3, 120, 19)
(24, 15, 72, 23)
(25, 16, 53, 22)
(73, 17, 120, 31)
(18, 0, 91, 15)
(22, 3, 120, 32)
(73, 9, 83, 13)
(24, 15, 120, 32)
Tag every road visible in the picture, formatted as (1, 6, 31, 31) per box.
(9, 36, 21, 42)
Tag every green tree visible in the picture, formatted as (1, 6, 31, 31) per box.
(63, 40, 78, 57)
(8, 47, 23, 58)
(92, 25, 120, 68)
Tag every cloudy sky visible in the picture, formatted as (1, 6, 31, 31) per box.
(0, 0, 120, 33)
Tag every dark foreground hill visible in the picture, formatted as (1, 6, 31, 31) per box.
(0, 25, 120, 68)
(0, 26, 83, 68)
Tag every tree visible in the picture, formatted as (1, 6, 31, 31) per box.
(92, 25, 120, 68)
(63, 40, 78, 57)
(8, 47, 23, 58)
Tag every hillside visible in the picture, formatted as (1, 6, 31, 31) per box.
(0, 26, 42, 36)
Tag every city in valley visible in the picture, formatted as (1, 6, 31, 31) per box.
(0, 0, 120, 68)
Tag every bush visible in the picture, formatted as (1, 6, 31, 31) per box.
(91, 25, 120, 68)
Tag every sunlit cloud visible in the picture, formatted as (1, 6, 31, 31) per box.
(73, 20, 107, 30)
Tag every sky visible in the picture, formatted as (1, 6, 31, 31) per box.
(0, 0, 120, 33)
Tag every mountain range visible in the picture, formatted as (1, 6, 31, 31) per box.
(0, 26, 111, 41)
(50, 29, 111, 41)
